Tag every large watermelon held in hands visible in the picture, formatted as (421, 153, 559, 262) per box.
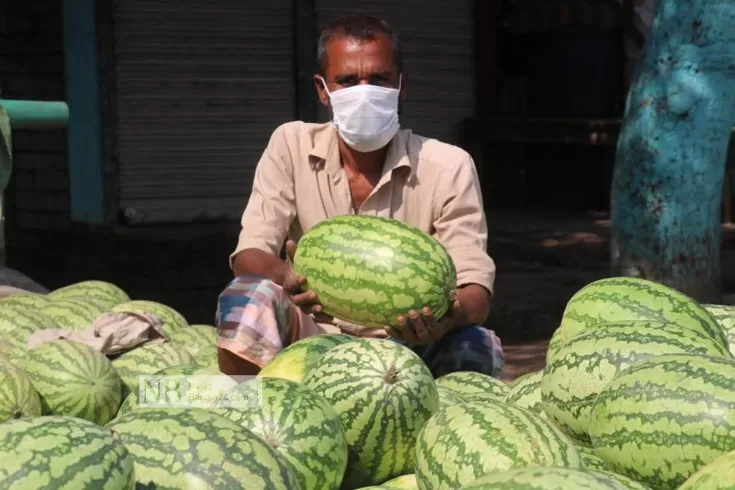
(0, 415, 135, 489)
(302, 337, 439, 489)
(292, 215, 457, 329)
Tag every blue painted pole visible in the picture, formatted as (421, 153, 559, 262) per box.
(0, 100, 68, 130)
(62, 0, 104, 224)
(610, 0, 735, 302)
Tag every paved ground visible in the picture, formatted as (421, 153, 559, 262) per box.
(7, 210, 733, 381)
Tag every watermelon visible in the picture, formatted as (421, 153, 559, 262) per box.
(24, 339, 122, 425)
(575, 445, 610, 472)
(588, 354, 735, 490)
(0, 293, 50, 309)
(48, 280, 130, 305)
(559, 277, 727, 348)
(546, 328, 563, 362)
(504, 369, 544, 417)
(106, 407, 300, 489)
(437, 384, 466, 409)
(292, 215, 457, 329)
(111, 300, 188, 336)
(381, 474, 418, 489)
(435, 371, 510, 400)
(0, 307, 59, 364)
(169, 324, 218, 368)
(458, 467, 651, 490)
(678, 449, 735, 490)
(702, 304, 735, 356)
(303, 338, 439, 488)
(0, 415, 134, 489)
(111, 341, 195, 398)
(39, 297, 110, 330)
(215, 377, 348, 490)
(541, 321, 731, 444)
(116, 363, 236, 418)
(414, 401, 582, 490)
(0, 357, 42, 422)
(258, 333, 357, 383)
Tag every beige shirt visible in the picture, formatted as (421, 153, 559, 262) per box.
(230, 121, 496, 296)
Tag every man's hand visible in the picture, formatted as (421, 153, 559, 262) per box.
(283, 239, 324, 315)
(385, 299, 463, 346)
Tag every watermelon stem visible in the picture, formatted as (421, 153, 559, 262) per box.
(384, 365, 399, 384)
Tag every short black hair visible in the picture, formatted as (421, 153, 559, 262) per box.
(316, 14, 403, 75)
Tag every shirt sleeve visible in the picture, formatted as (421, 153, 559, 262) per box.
(432, 153, 496, 295)
(229, 124, 297, 269)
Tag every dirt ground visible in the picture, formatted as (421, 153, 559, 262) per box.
(7, 209, 733, 382)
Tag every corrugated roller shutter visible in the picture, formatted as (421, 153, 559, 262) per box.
(315, 1, 476, 145)
(111, 0, 295, 224)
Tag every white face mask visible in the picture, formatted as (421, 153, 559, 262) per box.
(320, 75, 402, 153)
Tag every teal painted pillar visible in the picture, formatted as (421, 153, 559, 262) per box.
(610, 0, 735, 303)
(63, 0, 105, 224)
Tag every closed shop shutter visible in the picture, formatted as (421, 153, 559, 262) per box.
(110, 0, 295, 224)
(314, 1, 476, 145)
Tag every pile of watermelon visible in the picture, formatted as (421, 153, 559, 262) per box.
(1, 275, 735, 489)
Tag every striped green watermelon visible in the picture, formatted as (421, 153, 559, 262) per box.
(435, 371, 510, 400)
(541, 321, 731, 444)
(546, 327, 563, 363)
(437, 384, 466, 409)
(559, 277, 727, 349)
(504, 369, 544, 417)
(39, 297, 110, 330)
(303, 338, 439, 488)
(0, 293, 50, 309)
(116, 363, 235, 418)
(24, 339, 122, 425)
(588, 354, 735, 490)
(292, 215, 457, 329)
(678, 449, 735, 490)
(0, 306, 59, 364)
(111, 300, 188, 337)
(111, 341, 195, 398)
(106, 407, 300, 489)
(169, 324, 217, 368)
(414, 401, 582, 490)
(381, 474, 418, 489)
(575, 445, 610, 472)
(258, 333, 357, 383)
(0, 357, 42, 422)
(49, 280, 130, 305)
(0, 415, 134, 489)
(459, 467, 651, 490)
(702, 304, 735, 357)
(215, 377, 348, 490)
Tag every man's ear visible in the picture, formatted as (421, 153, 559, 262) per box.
(313, 74, 330, 108)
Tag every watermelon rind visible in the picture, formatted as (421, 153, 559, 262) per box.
(678, 449, 735, 490)
(111, 300, 188, 336)
(292, 215, 457, 329)
(169, 324, 218, 369)
(106, 407, 301, 489)
(258, 333, 357, 383)
(414, 401, 582, 490)
(435, 371, 510, 400)
(48, 280, 130, 305)
(24, 339, 123, 425)
(112, 341, 195, 399)
(39, 297, 110, 331)
(303, 338, 439, 488)
(0, 415, 135, 489)
(437, 384, 466, 409)
(215, 376, 349, 490)
(458, 466, 651, 490)
(588, 353, 735, 490)
(0, 357, 42, 423)
(559, 277, 728, 349)
(504, 369, 545, 417)
(702, 304, 735, 357)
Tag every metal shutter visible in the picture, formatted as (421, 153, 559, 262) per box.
(111, 0, 295, 224)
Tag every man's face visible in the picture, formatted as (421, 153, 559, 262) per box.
(314, 34, 406, 109)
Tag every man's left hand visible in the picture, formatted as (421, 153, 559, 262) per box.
(385, 299, 463, 346)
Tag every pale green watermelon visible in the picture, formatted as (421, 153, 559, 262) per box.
(303, 338, 439, 488)
(215, 377, 348, 490)
(575, 445, 610, 472)
(258, 333, 357, 383)
(111, 300, 188, 336)
(702, 304, 735, 357)
(435, 371, 510, 401)
(415, 401, 582, 490)
(169, 324, 217, 368)
(459, 467, 651, 490)
(111, 341, 195, 398)
(106, 407, 301, 489)
(24, 339, 122, 425)
(546, 327, 563, 363)
(0, 293, 50, 309)
(381, 474, 418, 489)
(437, 385, 466, 409)
(0, 357, 42, 423)
(49, 280, 130, 305)
(39, 297, 110, 330)
(504, 369, 545, 417)
(0, 306, 59, 364)
(678, 449, 735, 490)
(0, 415, 135, 489)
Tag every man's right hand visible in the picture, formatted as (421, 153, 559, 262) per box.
(283, 239, 324, 315)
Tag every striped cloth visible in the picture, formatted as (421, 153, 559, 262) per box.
(215, 276, 504, 378)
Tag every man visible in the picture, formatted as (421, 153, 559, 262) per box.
(216, 14, 503, 378)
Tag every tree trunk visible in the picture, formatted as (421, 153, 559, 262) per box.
(610, 0, 735, 303)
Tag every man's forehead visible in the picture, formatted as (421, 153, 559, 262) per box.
(325, 34, 396, 74)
